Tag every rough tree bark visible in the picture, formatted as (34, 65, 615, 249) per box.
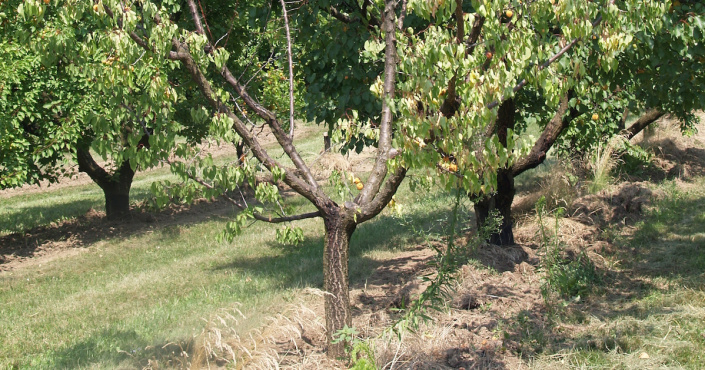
(322, 212, 357, 358)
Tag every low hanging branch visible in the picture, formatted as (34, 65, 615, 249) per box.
(161, 158, 322, 223)
(621, 109, 664, 140)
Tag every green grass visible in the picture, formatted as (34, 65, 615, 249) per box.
(0, 139, 460, 368)
(0, 169, 177, 236)
(530, 177, 705, 369)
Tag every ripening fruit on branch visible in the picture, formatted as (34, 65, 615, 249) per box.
(592, 113, 599, 121)
(485, 51, 494, 59)
(448, 163, 458, 172)
(505, 10, 513, 18)
(353, 177, 361, 184)
(356, 182, 364, 191)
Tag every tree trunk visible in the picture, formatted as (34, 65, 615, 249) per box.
(76, 146, 136, 220)
(322, 213, 356, 359)
(474, 98, 516, 245)
(474, 168, 515, 245)
(100, 176, 133, 220)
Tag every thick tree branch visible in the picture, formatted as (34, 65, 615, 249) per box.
(511, 91, 577, 176)
(327, 6, 354, 23)
(621, 109, 664, 140)
(398, 0, 408, 30)
(358, 166, 407, 222)
(181, 0, 319, 191)
(170, 39, 331, 211)
(76, 147, 114, 188)
(186, 0, 207, 36)
(357, 0, 398, 205)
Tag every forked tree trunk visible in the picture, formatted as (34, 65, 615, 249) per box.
(475, 94, 579, 246)
(474, 168, 515, 245)
(322, 213, 356, 359)
(76, 142, 139, 220)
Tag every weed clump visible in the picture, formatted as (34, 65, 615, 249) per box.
(536, 197, 603, 308)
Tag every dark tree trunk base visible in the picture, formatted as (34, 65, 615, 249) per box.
(76, 146, 136, 221)
(474, 169, 515, 246)
(103, 189, 131, 220)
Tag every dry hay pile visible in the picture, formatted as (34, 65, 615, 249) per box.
(569, 182, 662, 228)
(309, 152, 352, 180)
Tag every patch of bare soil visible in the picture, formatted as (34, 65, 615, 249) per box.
(0, 198, 236, 272)
(203, 243, 543, 369)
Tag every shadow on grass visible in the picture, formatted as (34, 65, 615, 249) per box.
(0, 197, 238, 269)
(48, 327, 195, 369)
(0, 198, 101, 235)
(40, 201, 456, 368)
(211, 207, 454, 293)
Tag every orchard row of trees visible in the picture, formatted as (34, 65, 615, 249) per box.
(1, 0, 704, 357)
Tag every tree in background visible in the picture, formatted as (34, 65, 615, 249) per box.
(0, 0, 181, 219)
(389, 0, 701, 245)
